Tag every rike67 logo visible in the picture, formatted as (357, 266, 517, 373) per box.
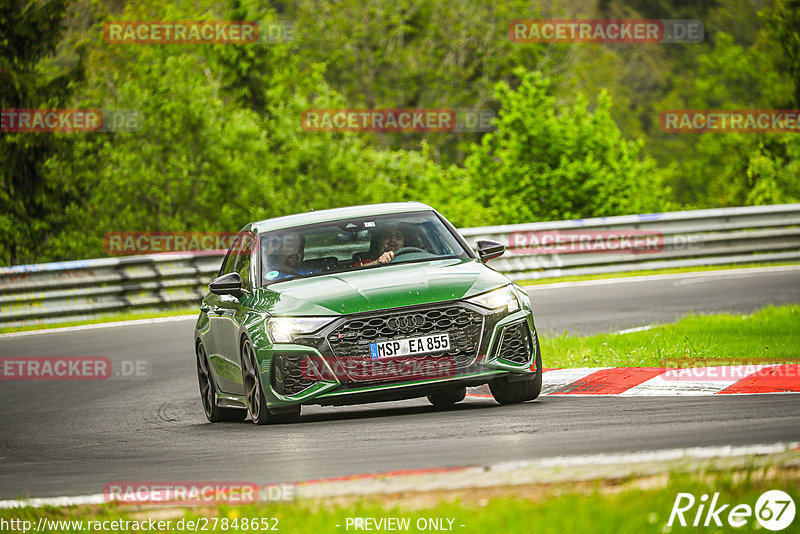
(668, 490, 796, 531)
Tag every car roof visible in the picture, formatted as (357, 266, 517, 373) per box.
(251, 202, 436, 233)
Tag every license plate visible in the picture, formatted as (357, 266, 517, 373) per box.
(369, 334, 450, 359)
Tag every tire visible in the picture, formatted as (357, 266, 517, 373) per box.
(489, 340, 543, 405)
(196, 342, 247, 422)
(427, 386, 467, 407)
(241, 339, 301, 425)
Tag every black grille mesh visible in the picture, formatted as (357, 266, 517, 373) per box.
(326, 305, 483, 373)
(497, 322, 532, 365)
(271, 352, 317, 396)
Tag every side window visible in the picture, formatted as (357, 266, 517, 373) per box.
(219, 235, 244, 276)
(235, 234, 254, 291)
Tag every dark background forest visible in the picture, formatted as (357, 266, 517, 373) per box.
(1, 0, 799, 265)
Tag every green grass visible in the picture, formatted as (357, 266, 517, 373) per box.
(517, 261, 800, 286)
(1, 464, 796, 533)
(0, 308, 197, 334)
(541, 304, 800, 368)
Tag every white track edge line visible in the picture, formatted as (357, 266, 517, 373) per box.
(526, 265, 800, 290)
(0, 315, 198, 338)
(2, 442, 797, 509)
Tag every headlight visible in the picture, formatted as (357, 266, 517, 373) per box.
(267, 317, 336, 343)
(466, 286, 520, 313)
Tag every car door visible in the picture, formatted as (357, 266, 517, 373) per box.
(205, 233, 246, 393)
(200, 235, 241, 374)
(212, 231, 255, 395)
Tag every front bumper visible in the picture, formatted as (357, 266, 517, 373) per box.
(254, 297, 539, 409)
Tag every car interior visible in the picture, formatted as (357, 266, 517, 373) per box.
(260, 217, 462, 285)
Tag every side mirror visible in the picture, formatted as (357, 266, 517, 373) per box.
(209, 272, 243, 297)
(476, 240, 505, 263)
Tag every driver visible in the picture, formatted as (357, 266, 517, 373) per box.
(263, 232, 316, 282)
(354, 224, 405, 267)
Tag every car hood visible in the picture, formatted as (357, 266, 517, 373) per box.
(248, 258, 509, 316)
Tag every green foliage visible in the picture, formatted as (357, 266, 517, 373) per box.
(658, 28, 799, 207)
(763, 0, 800, 107)
(541, 304, 800, 368)
(285, 0, 554, 165)
(461, 69, 669, 224)
(0, 0, 83, 265)
(3, 0, 799, 264)
(42, 0, 453, 259)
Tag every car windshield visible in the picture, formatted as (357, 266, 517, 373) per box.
(258, 210, 471, 286)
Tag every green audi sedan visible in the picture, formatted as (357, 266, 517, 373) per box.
(194, 202, 542, 424)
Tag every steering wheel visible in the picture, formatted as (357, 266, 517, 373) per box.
(389, 247, 427, 262)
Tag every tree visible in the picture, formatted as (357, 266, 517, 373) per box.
(41, 0, 454, 260)
(461, 68, 669, 224)
(284, 0, 555, 165)
(763, 0, 800, 107)
(655, 25, 798, 208)
(0, 0, 84, 265)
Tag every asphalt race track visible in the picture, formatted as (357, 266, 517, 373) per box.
(2, 267, 799, 500)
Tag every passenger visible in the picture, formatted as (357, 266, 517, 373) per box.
(263, 233, 315, 282)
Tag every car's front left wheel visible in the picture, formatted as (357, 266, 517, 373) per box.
(427, 386, 466, 407)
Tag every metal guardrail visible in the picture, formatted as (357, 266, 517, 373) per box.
(1, 204, 798, 328)
(459, 203, 800, 281)
(0, 254, 225, 328)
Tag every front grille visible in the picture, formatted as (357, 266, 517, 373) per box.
(326, 305, 483, 378)
(497, 322, 532, 365)
(271, 352, 317, 396)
